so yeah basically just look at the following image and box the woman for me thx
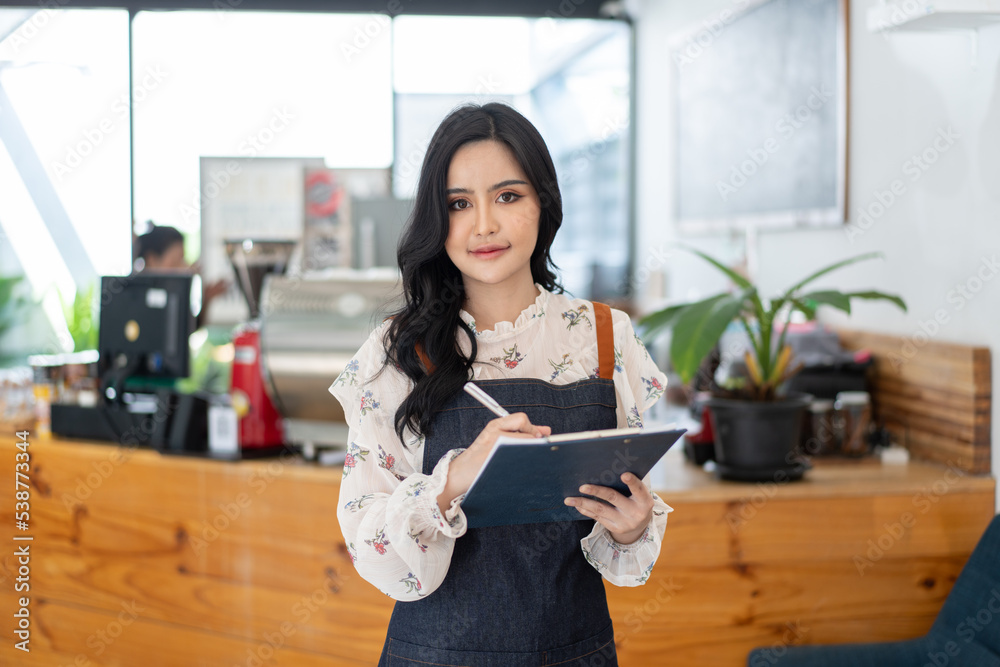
[330,103,671,666]
[134,223,186,272]
[134,223,228,326]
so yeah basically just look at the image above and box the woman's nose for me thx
[472,203,499,237]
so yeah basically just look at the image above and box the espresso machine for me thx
[257,269,402,459]
[225,239,295,456]
[222,237,403,460]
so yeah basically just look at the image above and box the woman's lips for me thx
[470,246,509,259]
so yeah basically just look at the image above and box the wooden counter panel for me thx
[34,444,334,540]
[731,492,992,562]
[608,554,974,665]
[0,436,994,667]
[644,491,991,569]
[0,437,393,666]
[16,598,366,667]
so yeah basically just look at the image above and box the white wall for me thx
[634,0,1000,511]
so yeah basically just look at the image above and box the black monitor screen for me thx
[98,274,196,379]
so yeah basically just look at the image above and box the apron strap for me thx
[390,313,436,375]
[415,342,435,375]
[592,301,615,380]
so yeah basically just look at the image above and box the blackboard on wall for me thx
[672,0,847,233]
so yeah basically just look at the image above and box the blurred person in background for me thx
[133,222,229,327]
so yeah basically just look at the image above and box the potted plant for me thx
[639,248,906,481]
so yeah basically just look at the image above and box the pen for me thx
[463,382,511,418]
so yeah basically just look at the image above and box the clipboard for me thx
[460,423,686,529]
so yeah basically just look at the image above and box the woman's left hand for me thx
[564,473,653,545]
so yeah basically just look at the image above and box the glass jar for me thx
[30,363,54,436]
[835,391,872,457]
[802,399,837,456]
[0,367,34,429]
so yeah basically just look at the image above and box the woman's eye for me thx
[448,199,470,211]
[497,191,521,203]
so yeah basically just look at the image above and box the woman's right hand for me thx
[436,413,551,515]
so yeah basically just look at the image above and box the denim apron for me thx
[378,303,620,667]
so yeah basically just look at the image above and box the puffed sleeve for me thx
[612,310,668,427]
[329,323,469,601]
[579,309,673,586]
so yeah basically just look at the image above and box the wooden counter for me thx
[0,434,994,666]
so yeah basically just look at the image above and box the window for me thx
[0,8,130,355]
[392,16,633,299]
[0,8,634,357]
[131,10,394,255]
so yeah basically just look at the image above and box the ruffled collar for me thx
[459,283,550,339]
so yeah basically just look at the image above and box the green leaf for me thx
[0,276,23,306]
[680,244,754,290]
[796,289,907,319]
[679,245,771,335]
[783,252,884,298]
[0,276,27,339]
[638,301,702,340]
[60,282,99,352]
[669,289,754,384]
[843,290,907,313]
[800,290,852,314]
[789,298,817,320]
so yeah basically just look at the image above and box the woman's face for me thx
[444,140,541,293]
[144,241,187,271]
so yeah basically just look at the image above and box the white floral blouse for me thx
[329,284,673,601]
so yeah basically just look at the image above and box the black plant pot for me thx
[707,393,812,482]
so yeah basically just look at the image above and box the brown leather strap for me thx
[593,301,614,380]
[415,342,436,374]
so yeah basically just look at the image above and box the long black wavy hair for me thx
[382,102,564,444]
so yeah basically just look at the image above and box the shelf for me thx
[868,0,1000,32]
